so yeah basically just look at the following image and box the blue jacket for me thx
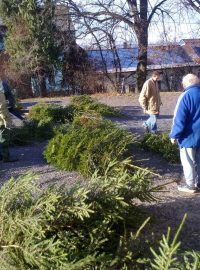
[170,84,200,148]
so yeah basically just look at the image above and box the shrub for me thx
[0,174,199,269]
[10,121,56,145]
[0,165,157,270]
[9,104,75,145]
[10,98,122,146]
[141,133,180,163]
[71,95,121,117]
[44,116,133,176]
[15,99,23,110]
[149,214,200,270]
[28,103,74,125]
[10,122,35,146]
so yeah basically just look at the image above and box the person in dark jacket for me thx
[0,80,19,162]
[0,89,17,162]
[2,80,24,120]
[2,80,15,109]
[170,73,200,193]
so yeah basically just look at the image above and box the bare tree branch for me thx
[183,0,200,13]
[148,0,168,25]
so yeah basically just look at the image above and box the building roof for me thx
[87,43,196,73]
[181,39,200,64]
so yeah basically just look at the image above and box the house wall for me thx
[158,66,200,91]
[95,65,200,93]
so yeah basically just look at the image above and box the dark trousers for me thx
[0,125,10,160]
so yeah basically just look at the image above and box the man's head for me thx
[182,74,200,89]
[151,71,162,81]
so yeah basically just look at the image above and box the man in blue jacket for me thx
[170,73,200,193]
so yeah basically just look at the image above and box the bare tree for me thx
[84,21,126,92]
[183,0,200,13]
[60,0,171,91]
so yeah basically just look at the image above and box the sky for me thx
[72,0,200,47]
[148,0,200,44]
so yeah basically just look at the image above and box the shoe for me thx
[177,184,197,193]
[3,157,19,163]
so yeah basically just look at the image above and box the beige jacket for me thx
[139,78,162,114]
[0,91,12,127]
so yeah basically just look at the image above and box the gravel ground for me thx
[0,142,81,189]
[1,92,200,251]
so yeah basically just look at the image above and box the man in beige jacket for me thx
[0,87,17,162]
[139,71,162,133]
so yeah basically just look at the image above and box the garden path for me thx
[1,92,200,251]
[102,93,200,251]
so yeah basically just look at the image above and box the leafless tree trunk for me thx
[183,0,200,13]
[130,0,148,91]
[127,0,168,90]
[58,0,170,91]
[36,69,47,97]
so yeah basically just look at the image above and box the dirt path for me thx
[1,92,199,251]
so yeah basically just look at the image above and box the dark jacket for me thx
[0,91,11,127]
[2,80,15,109]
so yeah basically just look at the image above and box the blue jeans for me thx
[180,147,200,187]
[144,114,158,133]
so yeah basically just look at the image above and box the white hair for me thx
[182,74,200,89]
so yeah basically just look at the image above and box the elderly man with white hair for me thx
[170,73,200,193]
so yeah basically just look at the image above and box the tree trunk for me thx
[135,0,148,92]
[136,32,148,92]
[37,72,47,97]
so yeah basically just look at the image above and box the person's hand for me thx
[170,138,176,144]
